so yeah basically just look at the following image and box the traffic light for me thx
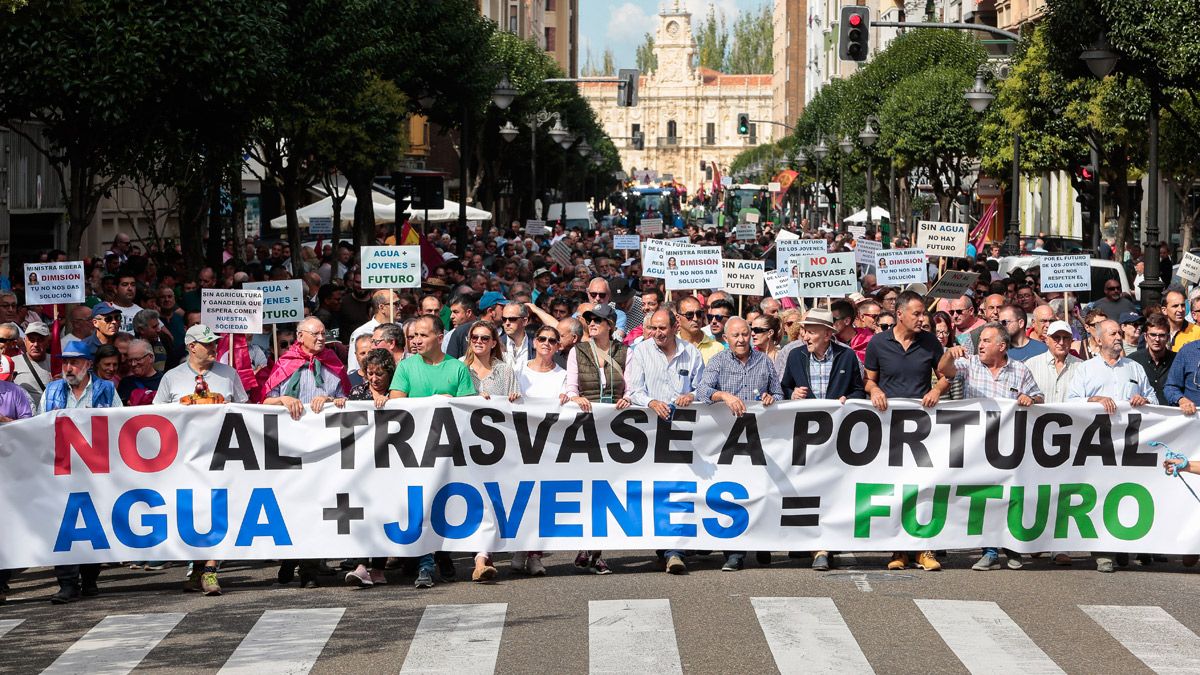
[737,113,750,135]
[617,68,639,107]
[1074,163,1098,227]
[839,6,870,62]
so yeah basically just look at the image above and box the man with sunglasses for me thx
[85,302,122,349]
[370,322,407,364]
[1092,278,1136,322]
[585,277,627,332]
[676,296,725,364]
[702,298,735,346]
[499,302,535,373]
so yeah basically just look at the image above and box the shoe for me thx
[435,552,456,580]
[201,572,221,596]
[277,561,296,585]
[721,555,744,572]
[472,560,498,582]
[527,556,546,577]
[1115,553,1129,567]
[574,551,591,568]
[50,586,79,604]
[299,574,319,589]
[345,565,374,588]
[590,557,613,575]
[369,569,387,585]
[666,555,687,575]
[1136,553,1153,566]
[887,553,908,570]
[756,551,772,566]
[972,553,1000,571]
[143,561,171,571]
[414,569,435,589]
[81,581,99,597]
[183,570,202,592]
[1054,553,1073,566]
[128,562,144,569]
[812,553,830,571]
[1006,552,1023,570]
[916,551,942,571]
[510,552,528,574]
[1183,555,1198,567]
[1096,557,1115,573]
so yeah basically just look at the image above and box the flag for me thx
[402,221,445,279]
[712,162,722,195]
[772,170,798,209]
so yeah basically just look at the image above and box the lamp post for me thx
[838,135,853,227]
[964,68,1017,254]
[813,136,829,228]
[794,150,808,229]
[859,117,879,233]
[500,111,568,221]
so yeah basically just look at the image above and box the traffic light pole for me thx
[870,21,1019,41]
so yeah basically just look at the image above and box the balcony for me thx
[657,136,680,147]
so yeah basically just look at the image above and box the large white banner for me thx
[3,399,1198,568]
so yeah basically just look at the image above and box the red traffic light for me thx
[848,13,862,27]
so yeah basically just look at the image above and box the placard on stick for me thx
[1179,252,1200,284]
[789,252,857,298]
[524,219,547,237]
[665,247,723,290]
[1039,255,1091,293]
[721,259,765,295]
[613,234,641,251]
[875,248,929,286]
[735,223,757,241]
[927,270,980,300]
[549,240,573,268]
[201,289,263,334]
[854,240,882,266]
[308,217,333,236]
[639,219,664,236]
[23,262,85,305]
[916,221,968,258]
[244,279,304,324]
[360,246,420,289]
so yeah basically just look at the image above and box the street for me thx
[2,550,1198,674]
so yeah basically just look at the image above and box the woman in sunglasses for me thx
[931,311,963,400]
[460,320,518,402]
[519,326,567,401]
[751,314,785,388]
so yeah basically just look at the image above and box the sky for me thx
[579,0,765,71]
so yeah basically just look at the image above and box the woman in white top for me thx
[460,320,518,401]
[519,325,567,401]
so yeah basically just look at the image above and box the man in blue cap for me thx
[446,291,507,358]
[85,302,122,350]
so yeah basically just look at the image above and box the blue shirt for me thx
[1164,340,1200,405]
[1007,339,1048,361]
[696,349,783,403]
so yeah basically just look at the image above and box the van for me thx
[546,202,597,232]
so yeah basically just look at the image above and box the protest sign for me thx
[735,223,757,241]
[775,228,799,241]
[916,221,969,258]
[721,176,732,187]
[549,240,573,268]
[854,239,882,266]
[665,246,723,290]
[360,246,420,289]
[789,252,857,298]
[5,398,1196,569]
[524,219,547,237]
[745,212,760,224]
[23,262,85,305]
[764,269,794,299]
[613,234,641,251]
[1177,252,1200,284]
[201,289,263,334]
[642,238,696,278]
[721,259,765,295]
[875,248,929,286]
[848,224,867,240]
[1039,256,1091,293]
[768,181,781,193]
[639,219,664,236]
[244,279,304,325]
[927,270,980,300]
[776,238,826,271]
[308,217,333,236]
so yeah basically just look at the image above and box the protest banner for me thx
[789,252,857,298]
[244,279,305,325]
[764,269,794,299]
[642,238,696,278]
[524,219,547,237]
[549,240,573,268]
[1040,256,1091,293]
[927,270,980,300]
[721,259,765,296]
[613,234,641,251]
[735,223,757,241]
[4,398,1197,569]
[360,246,420,289]
[875,248,929,286]
[308,217,333,236]
[665,246,723,290]
[639,219,664,237]
[776,238,826,271]
[854,240,882,266]
[23,262,85,306]
[916,221,969,258]
[201,289,263,334]
[1177,252,1200,285]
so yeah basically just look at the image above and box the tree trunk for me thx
[230,166,246,265]
[206,174,225,271]
[179,187,208,280]
[349,170,376,249]
[1110,163,1131,259]
[66,162,98,259]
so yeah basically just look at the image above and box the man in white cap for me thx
[8,321,51,400]
[1025,320,1082,405]
[154,324,249,404]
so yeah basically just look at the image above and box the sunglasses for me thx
[879,322,896,329]
[861,313,880,319]
[681,310,704,320]
[707,313,730,322]
[95,315,120,323]
[535,335,559,345]
[947,309,966,315]
[750,326,770,334]
[585,317,608,325]
[470,334,492,342]
[588,292,609,299]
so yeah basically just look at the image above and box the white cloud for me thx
[683,0,741,24]
[606,2,653,48]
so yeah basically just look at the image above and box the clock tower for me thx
[652,3,698,85]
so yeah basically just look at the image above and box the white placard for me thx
[768,181,781,193]
[1039,255,1091,293]
[639,219,664,237]
[745,212,760,224]
[764,269,794,299]
[789,251,857,298]
[720,176,732,187]
[775,228,799,241]
[524,219,547,237]
[855,240,882,266]
[643,238,699,279]
[721,259,765,296]
[360,246,420,289]
[665,247,723,290]
[776,238,826,271]
[848,224,867,240]
[244,279,305,325]
[927,270,980,300]
[308,217,333,236]
[916,221,969,258]
[549,240,573,268]
[1178,252,1200,284]
[23,262,85,305]
[735,223,757,241]
[613,234,641,251]
[875,248,929,286]
[201,289,263,334]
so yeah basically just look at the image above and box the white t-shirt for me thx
[519,363,566,400]
[153,361,249,404]
[112,302,143,333]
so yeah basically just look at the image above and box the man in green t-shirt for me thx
[389,315,476,588]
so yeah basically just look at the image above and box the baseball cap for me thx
[533,268,551,278]
[1046,320,1073,337]
[184,324,220,345]
[582,304,618,325]
[478,291,508,311]
[1119,311,1144,325]
[24,321,50,336]
[90,302,120,318]
[0,355,14,381]
[61,340,94,360]
[608,277,634,303]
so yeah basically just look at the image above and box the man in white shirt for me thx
[154,325,249,404]
[1026,321,1081,404]
[111,272,143,333]
[347,289,399,375]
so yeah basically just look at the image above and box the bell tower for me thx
[652,2,698,84]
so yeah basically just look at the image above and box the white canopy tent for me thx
[844,206,890,223]
[405,199,492,223]
[269,195,395,229]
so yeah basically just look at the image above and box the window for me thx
[545,27,556,51]
[545,0,555,9]
[667,120,677,140]
[706,122,715,145]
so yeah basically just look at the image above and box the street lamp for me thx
[548,119,569,146]
[492,76,518,110]
[576,139,591,158]
[498,121,519,143]
[1080,33,1119,79]
[811,138,829,228]
[838,135,854,155]
[964,71,996,114]
[859,117,879,230]
[964,68,1020,255]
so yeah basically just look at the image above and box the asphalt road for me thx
[1,550,1198,674]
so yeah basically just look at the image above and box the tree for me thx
[694,7,727,71]
[636,33,657,73]
[724,4,773,74]
[602,49,616,77]
[1160,95,1200,251]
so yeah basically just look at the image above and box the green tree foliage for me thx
[724,3,773,74]
[636,33,658,73]
[694,6,728,71]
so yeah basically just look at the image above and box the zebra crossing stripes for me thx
[399,603,508,674]
[218,608,345,675]
[1081,605,1200,674]
[41,612,185,675]
[588,599,683,674]
[0,618,23,639]
[915,599,1063,674]
[751,597,875,674]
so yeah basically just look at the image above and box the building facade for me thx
[580,6,774,193]
[478,0,579,77]
[772,0,807,129]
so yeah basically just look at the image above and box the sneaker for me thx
[666,555,687,575]
[812,553,830,571]
[300,576,320,589]
[50,586,79,604]
[472,560,498,582]
[1053,553,1073,566]
[1006,553,1024,570]
[573,551,591,568]
[527,556,546,577]
[143,562,172,571]
[887,553,908,570]
[369,569,387,585]
[721,554,744,572]
[345,565,374,588]
[916,551,942,571]
[972,552,1001,571]
[183,570,203,592]
[414,568,435,589]
[590,557,613,575]
[385,557,404,570]
[1096,557,1115,573]
[201,572,221,596]
[510,553,529,575]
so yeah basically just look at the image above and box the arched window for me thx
[667,120,677,141]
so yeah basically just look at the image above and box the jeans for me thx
[417,553,435,573]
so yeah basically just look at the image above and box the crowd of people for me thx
[0,219,1195,606]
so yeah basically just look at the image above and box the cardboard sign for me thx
[639,219,664,236]
[308,217,333,236]
[745,212,760,224]
[1039,255,1091,293]
[643,238,697,278]
[916,221,969,258]
[549,240,573,268]
[789,252,857,298]
[201,289,263,334]
[764,269,794,299]
[360,246,420,289]
[721,259,765,296]
[775,229,799,241]
[613,234,641,251]
[524,219,547,237]
[927,270,980,300]
[244,279,304,325]
[776,238,826,271]
[854,240,882,266]
[22,262,85,305]
[848,224,867,240]
[665,247,723,290]
[875,248,929,286]
[768,181,781,193]
[1178,252,1200,284]
[735,223,757,241]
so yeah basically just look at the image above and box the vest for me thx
[575,341,627,401]
[43,375,116,411]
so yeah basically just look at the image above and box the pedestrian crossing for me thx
[4,598,1198,674]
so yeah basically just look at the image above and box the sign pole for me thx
[273,324,279,361]
[1064,291,1071,323]
[228,334,234,367]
